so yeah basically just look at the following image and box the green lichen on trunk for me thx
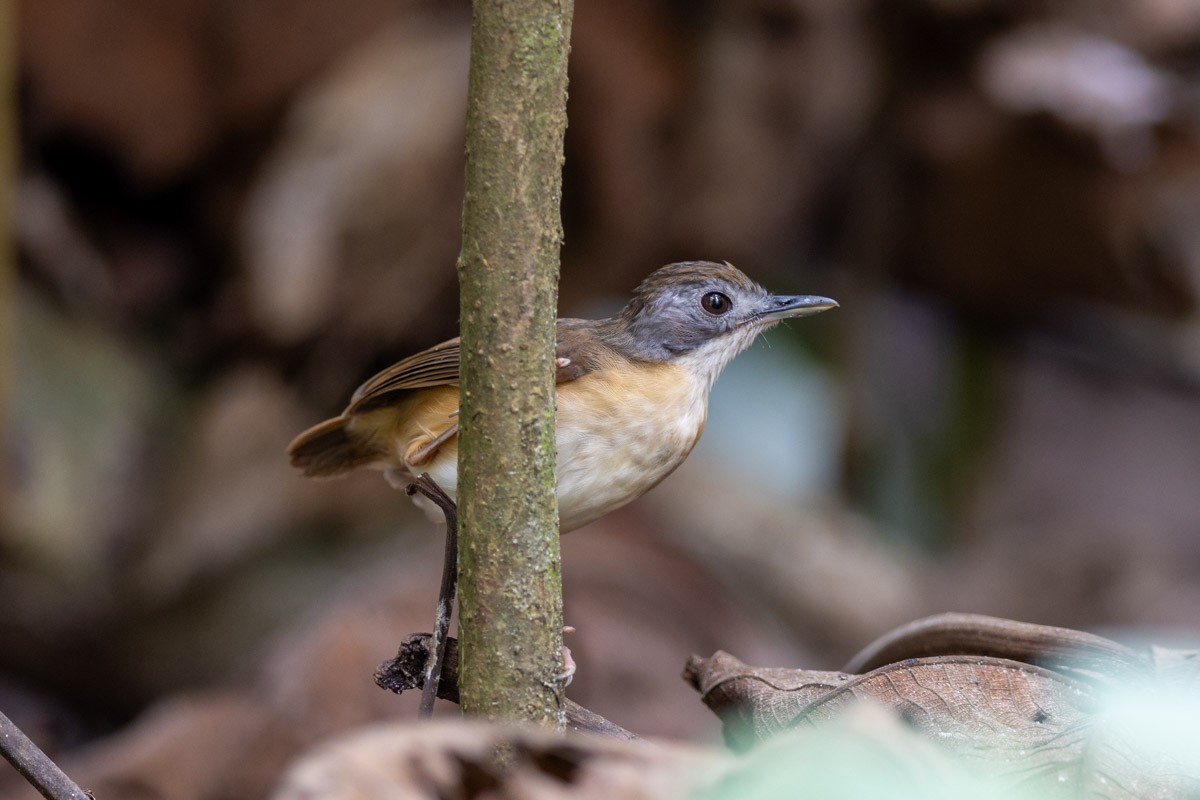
[455,0,572,726]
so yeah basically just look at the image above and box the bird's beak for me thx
[757,294,839,322]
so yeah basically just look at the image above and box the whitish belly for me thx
[397,364,707,532]
[554,365,706,531]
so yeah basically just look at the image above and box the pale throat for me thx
[671,324,768,392]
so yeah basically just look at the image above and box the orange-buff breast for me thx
[348,361,707,532]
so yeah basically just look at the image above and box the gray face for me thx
[610,261,836,362]
[627,276,767,358]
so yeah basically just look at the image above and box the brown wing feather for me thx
[347,337,462,413]
[553,320,618,380]
[344,322,613,415]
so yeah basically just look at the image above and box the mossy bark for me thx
[455,0,572,726]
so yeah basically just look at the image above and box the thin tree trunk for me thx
[455,0,573,726]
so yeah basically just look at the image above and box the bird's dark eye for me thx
[701,292,732,315]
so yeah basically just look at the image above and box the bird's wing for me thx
[347,337,463,414]
[551,321,611,382]
[346,322,606,414]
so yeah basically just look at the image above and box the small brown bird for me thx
[288,261,836,530]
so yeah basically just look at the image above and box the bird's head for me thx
[609,260,837,386]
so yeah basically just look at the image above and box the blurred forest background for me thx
[4,0,1200,796]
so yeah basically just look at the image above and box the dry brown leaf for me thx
[686,614,1200,798]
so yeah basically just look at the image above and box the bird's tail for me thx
[287,416,381,477]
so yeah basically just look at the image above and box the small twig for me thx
[376,634,639,740]
[0,710,91,800]
[405,474,458,719]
